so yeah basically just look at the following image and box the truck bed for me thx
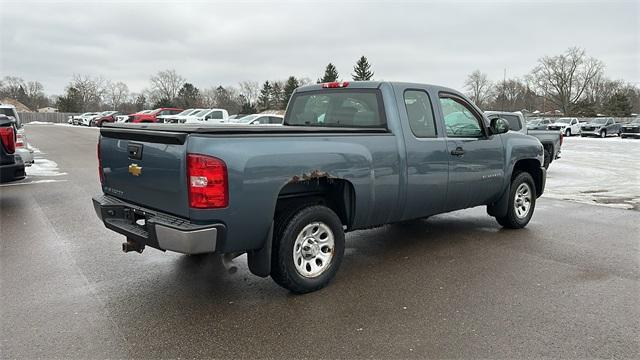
[103,123,388,135]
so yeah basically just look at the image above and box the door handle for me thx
[450,147,465,157]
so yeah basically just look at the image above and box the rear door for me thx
[396,86,448,219]
[99,130,190,217]
[437,93,505,211]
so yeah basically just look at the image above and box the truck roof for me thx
[296,81,463,96]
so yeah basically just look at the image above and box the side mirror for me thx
[490,118,510,134]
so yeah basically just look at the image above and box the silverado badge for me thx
[128,163,142,176]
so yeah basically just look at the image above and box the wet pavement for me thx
[1,124,638,359]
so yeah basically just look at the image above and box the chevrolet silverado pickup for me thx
[485,111,562,169]
[580,117,622,138]
[93,81,546,293]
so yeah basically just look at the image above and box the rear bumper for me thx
[92,194,223,254]
[0,156,26,183]
[621,132,640,137]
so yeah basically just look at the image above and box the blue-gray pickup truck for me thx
[93,81,546,293]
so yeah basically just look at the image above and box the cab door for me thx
[437,94,505,211]
[396,86,449,220]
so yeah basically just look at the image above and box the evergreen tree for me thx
[271,82,284,110]
[56,87,82,112]
[152,97,175,108]
[352,56,374,81]
[282,76,300,109]
[257,81,273,111]
[603,92,633,116]
[135,94,147,111]
[318,63,339,83]
[176,83,201,108]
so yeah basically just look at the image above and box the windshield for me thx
[592,119,609,124]
[191,109,209,117]
[237,115,259,123]
[557,118,572,124]
[286,89,385,128]
[631,119,640,124]
[176,109,194,116]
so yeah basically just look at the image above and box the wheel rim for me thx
[601,131,605,138]
[514,183,532,219]
[293,222,335,278]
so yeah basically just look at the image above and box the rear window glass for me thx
[498,115,522,131]
[285,90,385,128]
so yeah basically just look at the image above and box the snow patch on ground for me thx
[26,158,67,177]
[545,136,640,210]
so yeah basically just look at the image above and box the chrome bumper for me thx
[92,194,221,254]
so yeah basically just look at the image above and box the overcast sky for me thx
[1,0,638,95]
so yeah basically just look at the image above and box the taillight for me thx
[321,81,349,88]
[0,126,16,154]
[15,132,24,148]
[97,139,104,185]
[187,154,228,208]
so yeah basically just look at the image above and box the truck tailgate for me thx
[99,129,190,218]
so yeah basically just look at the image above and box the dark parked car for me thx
[0,114,26,183]
[94,81,546,293]
[620,118,640,139]
[580,118,622,138]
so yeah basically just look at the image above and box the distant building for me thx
[38,107,58,113]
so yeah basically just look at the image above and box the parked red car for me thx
[92,111,119,127]
[128,108,183,123]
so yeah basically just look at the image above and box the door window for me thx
[439,96,484,137]
[404,90,437,138]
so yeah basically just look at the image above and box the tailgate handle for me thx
[128,143,143,160]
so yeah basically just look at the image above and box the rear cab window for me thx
[285,89,386,128]
[496,114,522,131]
[404,90,437,137]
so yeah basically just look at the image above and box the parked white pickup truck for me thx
[184,109,229,124]
[547,117,581,137]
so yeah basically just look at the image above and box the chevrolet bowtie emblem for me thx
[128,163,142,176]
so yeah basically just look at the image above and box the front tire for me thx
[495,172,537,229]
[271,205,345,294]
[600,130,606,138]
[565,128,571,137]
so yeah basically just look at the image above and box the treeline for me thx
[465,47,640,116]
[0,55,375,114]
[2,49,638,116]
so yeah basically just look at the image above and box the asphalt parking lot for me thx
[1,124,639,359]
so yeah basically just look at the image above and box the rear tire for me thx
[495,172,537,229]
[271,205,345,294]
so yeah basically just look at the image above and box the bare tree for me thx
[529,47,603,115]
[200,87,217,108]
[0,76,26,99]
[238,80,259,106]
[70,74,107,111]
[464,70,492,108]
[25,81,47,109]
[105,81,129,110]
[150,69,185,102]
